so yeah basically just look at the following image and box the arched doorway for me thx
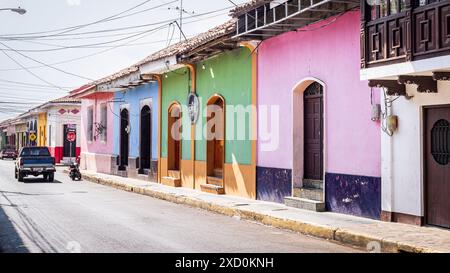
[167,103,181,173]
[119,108,129,171]
[289,79,325,211]
[206,95,225,188]
[139,105,152,174]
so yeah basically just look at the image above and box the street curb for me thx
[75,171,438,253]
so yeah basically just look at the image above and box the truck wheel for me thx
[48,173,54,182]
[18,171,24,182]
[43,174,48,181]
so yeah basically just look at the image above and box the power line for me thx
[0,78,73,88]
[0,0,158,37]
[0,42,94,81]
[0,49,68,91]
[0,10,228,72]
[0,6,232,40]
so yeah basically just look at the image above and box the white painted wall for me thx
[47,106,81,148]
[382,81,450,216]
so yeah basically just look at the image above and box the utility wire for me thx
[0,42,94,81]
[0,0,157,37]
[0,10,227,72]
[0,6,233,40]
[0,49,68,91]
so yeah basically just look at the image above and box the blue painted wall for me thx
[256,167,292,204]
[113,83,158,160]
[325,173,381,220]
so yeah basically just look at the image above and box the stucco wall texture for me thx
[256,11,381,178]
[113,83,159,159]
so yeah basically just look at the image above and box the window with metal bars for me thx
[431,119,450,165]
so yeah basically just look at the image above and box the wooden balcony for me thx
[361,0,450,69]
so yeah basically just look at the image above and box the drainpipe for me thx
[154,74,163,184]
[240,41,259,198]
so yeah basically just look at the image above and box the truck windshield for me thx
[21,148,51,157]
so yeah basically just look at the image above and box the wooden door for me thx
[168,105,181,171]
[120,109,129,168]
[304,83,324,181]
[207,97,225,178]
[140,106,152,170]
[425,106,450,229]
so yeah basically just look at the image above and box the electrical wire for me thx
[0,0,158,37]
[0,42,94,81]
[0,10,227,72]
[0,6,233,41]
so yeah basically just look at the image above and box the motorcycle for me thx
[69,158,82,181]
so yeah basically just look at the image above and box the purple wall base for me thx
[256,167,292,204]
[325,172,381,220]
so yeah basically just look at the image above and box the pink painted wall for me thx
[80,93,115,156]
[257,11,381,177]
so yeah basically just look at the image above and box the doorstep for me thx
[71,169,450,253]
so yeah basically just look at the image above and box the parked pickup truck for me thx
[15,147,56,182]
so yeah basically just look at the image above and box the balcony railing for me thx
[361,0,450,69]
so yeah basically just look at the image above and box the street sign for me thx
[67,131,76,142]
[29,132,37,142]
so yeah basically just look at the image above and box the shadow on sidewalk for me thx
[0,204,28,253]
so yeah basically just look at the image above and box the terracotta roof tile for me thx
[90,19,236,86]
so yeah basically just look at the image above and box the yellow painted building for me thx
[38,112,47,147]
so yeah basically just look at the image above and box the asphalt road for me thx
[0,159,362,253]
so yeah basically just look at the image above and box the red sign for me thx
[67,131,76,142]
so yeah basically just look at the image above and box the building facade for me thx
[232,1,382,219]
[112,83,159,181]
[74,86,116,174]
[42,97,82,164]
[360,0,450,228]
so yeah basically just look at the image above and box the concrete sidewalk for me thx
[75,170,450,253]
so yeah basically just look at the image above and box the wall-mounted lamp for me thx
[202,64,206,70]
[387,115,398,133]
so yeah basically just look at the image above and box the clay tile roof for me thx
[136,19,237,66]
[93,66,140,86]
[87,19,236,87]
[229,0,269,17]
[49,96,81,104]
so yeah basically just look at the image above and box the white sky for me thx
[0,0,248,120]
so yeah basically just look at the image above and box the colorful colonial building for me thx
[37,96,82,164]
[231,1,382,219]
[360,0,450,228]
[136,20,257,199]
[73,85,116,174]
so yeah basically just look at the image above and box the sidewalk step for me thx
[201,184,225,195]
[207,176,223,187]
[168,170,181,179]
[117,170,128,178]
[213,168,223,178]
[285,197,325,212]
[161,177,181,188]
[303,179,324,190]
[294,187,324,202]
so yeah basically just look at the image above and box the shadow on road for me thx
[22,178,63,184]
[0,202,29,253]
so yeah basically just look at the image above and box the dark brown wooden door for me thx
[304,83,324,181]
[425,106,450,229]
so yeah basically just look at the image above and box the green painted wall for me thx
[161,67,192,160]
[195,47,253,165]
